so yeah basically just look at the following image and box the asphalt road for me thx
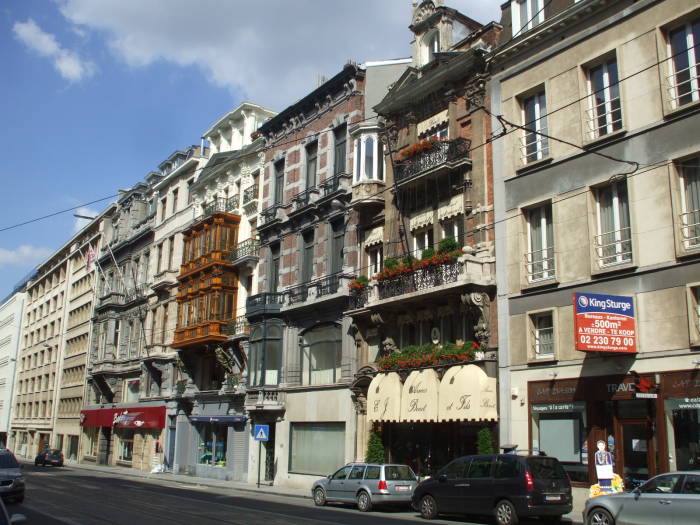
[7,464,582,525]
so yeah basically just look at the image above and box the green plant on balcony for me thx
[374,250,462,280]
[348,275,370,292]
[438,236,459,253]
[421,247,436,259]
[377,341,479,371]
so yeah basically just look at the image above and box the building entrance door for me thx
[264,424,276,482]
[616,419,655,487]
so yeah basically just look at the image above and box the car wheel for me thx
[587,508,615,525]
[313,487,327,507]
[494,499,519,525]
[419,494,438,520]
[356,490,372,512]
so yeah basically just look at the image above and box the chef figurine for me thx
[594,440,614,492]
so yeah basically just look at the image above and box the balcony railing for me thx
[680,209,700,249]
[593,227,632,267]
[231,238,260,262]
[242,185,259,205]
[201,196,239,219]
[585,96,622,139]
[348,287,369,310]
[524,247,556,282]
[224,316,249,337]
[520,131,549,165]
[292,187,318,210]
[287,283,310,305]
[394,138,471,183]
[377,260,461,300]
[260,205,280,226]
[244,389,286,410]
[285,273,343,306]
[247,292,284,309]
[320,173,347,196]
[667,62,700,108]
[316,273,341,297]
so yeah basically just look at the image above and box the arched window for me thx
[426,31,440,63]
[300,324,341,385]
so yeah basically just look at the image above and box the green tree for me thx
[476,427,494,455]
[366,429,385,463]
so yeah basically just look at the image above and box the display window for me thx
[666,397,700,470]
[197,423,227,466]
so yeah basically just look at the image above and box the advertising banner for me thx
[573,292,636,353]
[80,406,166,428]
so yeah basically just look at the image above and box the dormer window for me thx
[512,0,544,37]
[426,30,440,63]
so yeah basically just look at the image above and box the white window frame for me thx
[594,182,632,267]
[353,133,382,183]
[367,245,383,276]
[666,18,700,109]
[520,90,549,164]
[526,204,555,282]
[586,59,623,139]
[678,158,700,249]
[530,311,555,360]
[413,226,434,257]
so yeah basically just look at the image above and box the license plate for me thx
[395,486,410,492]
[545,495,561,502]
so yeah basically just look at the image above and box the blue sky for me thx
[0,0,501,297]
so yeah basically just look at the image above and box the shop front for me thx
[528,369,700,486]
[368,363,498,477]
[172,398,249,482]
[80,404,166,472]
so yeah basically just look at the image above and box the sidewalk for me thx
[25,459,587,522]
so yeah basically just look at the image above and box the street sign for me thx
[254,424,269,441]
[573,292,636,354]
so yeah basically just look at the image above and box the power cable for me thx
[0,195,117,233]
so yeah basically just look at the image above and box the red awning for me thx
[80,406,165,429]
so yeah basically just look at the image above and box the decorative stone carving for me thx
[461,292,490,348]
[380,337,398,357]
[412,1,437,26]
[214,345,236,375]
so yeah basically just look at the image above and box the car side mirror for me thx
[438,474,447,483]
[10,514,27,524]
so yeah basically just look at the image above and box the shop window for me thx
[520,89,548,165]
[585,57,622,139]
[666,17,700,108]
[594,181,632,267]
[118,429,134,462]
[197,423,227,466]
[529,311,554,359]
[289,422,345,475]
[85,427,98,457]
[677,158,700,250]
[531,402,587,482]
[249,322,282,387]
[526,204,555,282]
[300,324,342,385]
[666,397,700,471]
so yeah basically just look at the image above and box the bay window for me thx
[249,322,282,387]
[353,133,383,183]
[300,324,341,386]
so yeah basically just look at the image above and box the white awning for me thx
[438,194,464,222]
[438,364,499,422]
[409,210,434,231]
[417,110,448,136]
[367,372,402,422]
[364,226,384,247]
[400,369,439,422]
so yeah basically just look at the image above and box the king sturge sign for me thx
[573,292,637,354]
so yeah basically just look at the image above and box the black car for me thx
[34,448,63,467]
[0,451,24,504]
[411,453,572,524]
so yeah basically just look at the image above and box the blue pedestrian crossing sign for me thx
[253,424,269,441]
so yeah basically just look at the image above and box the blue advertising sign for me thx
[253,424,269,441]
[573,292,636,353]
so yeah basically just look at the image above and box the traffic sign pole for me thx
[257,440,261,488]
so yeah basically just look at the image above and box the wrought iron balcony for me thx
[224,316,249,338]
[201,196,239,219]
[231,238,260,265]
[287,283,310,305]
[394,138,471,184]
[377,260,461,300]
[242,185,259,205]
[320,173,350,197]
[292,187,319,211]
[316,273,341,297]
[284,272,345,307]
[259,205,280,226]
[246,292,284,317]
[593,227,632,268]
[348,287,369,310]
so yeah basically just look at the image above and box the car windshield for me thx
[384,465,416,481]
[0,455,18,469]
[526,457,567,479]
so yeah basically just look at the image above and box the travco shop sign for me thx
[573,292,636,354]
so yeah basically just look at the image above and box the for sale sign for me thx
[573,292,636,353]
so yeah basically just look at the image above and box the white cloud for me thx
[12,18,94,82]
[0,245,53,268]
[72,206,100,233]
[58,0,501,109]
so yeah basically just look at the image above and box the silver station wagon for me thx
[312,463,418,512]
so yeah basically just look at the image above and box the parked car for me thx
[0,497,25,525]
[312,463,418,512]
[412,453,572,524]
[34,449,63,467]
[0,451,24,504]
[583,471,700,525]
